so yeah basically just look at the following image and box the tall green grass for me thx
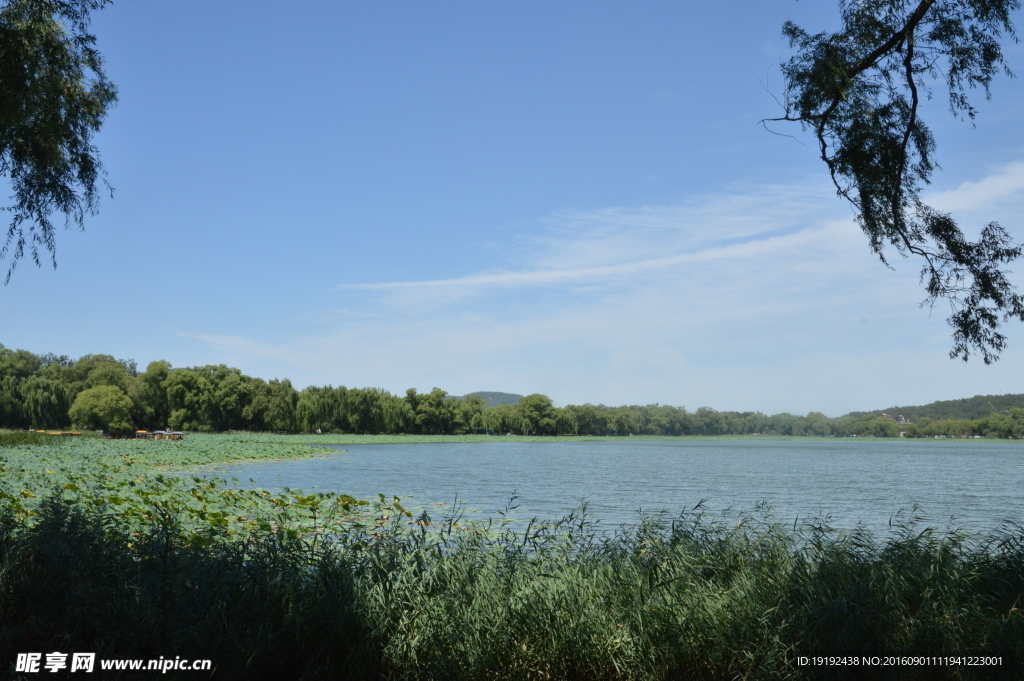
[2,495,1021,680]
[0,430,47,447]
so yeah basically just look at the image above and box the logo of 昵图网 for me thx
[16,652,96,673]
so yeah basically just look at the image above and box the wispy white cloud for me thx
[340,182,846,300]
[193,163,1024,415]
[342,226,835,292]
[927,161,1024,213]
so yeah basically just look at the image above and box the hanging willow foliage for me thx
[768,0,1022,363]
[0,0,117,282]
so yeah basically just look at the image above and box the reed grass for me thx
[0,430,47,447]
[1,494,1021,680]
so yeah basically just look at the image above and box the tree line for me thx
[2,343,1023,438]
[847,393,1024,423]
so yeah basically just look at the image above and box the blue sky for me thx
[3,0,1024,416]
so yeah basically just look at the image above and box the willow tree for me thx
[20,375,72,428]
[769,0,1022,363]
[0,0,116,283]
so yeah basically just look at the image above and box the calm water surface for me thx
[202,439,1024,535]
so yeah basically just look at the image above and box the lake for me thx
[202,438,1024,536]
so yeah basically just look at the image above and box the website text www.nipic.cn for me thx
[16,653,213,674]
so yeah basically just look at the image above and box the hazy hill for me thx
[845,393,1024,422]
[464,391,524,407]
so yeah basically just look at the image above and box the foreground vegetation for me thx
[4,495,1023,680]
[1,435,1023,679]
[4,343,1024,438]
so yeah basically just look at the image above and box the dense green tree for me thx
[0,0,117,282]
[646,404,693,436]
[402,388,421,415]
[341,387,390,434]
[0,375,22,427]
[481,403,531,435]
[554,407,579,435]
[20,375,70,428]
[49,353,120,391]
[454,394,487,433]
[558,405,585,435]
[381,391,415,433]
[185,365,252,431]
[742,411,771,435]
[771,0,1022,362]
[85,358,131,391]
[804,411,831,437]
[244,378,298,432]
[518,394,557,435]
[296,385,343,433]
[602,406,628,434]
[411,388,458,435]
[861,416,900,437]
[163,369,215,432]
[68,384,132,433]
[0,343,41,378]
[695,407,726,436]
[128,360,170,430]
[978,408,1024,438]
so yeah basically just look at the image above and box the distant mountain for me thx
[464,391,524,407]
[845,393,1024,422]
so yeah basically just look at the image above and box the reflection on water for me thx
[195,439,1024,535]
